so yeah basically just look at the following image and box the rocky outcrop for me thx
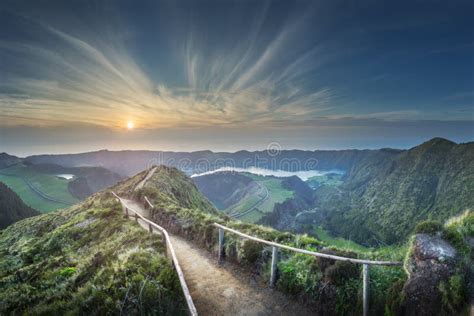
[402,233,458,316]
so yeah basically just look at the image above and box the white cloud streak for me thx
[0,9,338,129]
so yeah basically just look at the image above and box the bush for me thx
[238,240,263,265]
[414,220,443,234]
[324,261,359,286]
[58,267,76,278]
[439,274,467,315]
[442,226,469,254]
[277,254,321,296]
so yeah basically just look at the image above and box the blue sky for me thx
[0,0,473,155]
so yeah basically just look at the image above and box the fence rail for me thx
[213,222,402,316]
[112,192,198,316]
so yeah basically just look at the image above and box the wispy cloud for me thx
[0,9,335,130]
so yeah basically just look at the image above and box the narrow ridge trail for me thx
[119,197,314,316]
[134,166,157,191]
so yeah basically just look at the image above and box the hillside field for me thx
[0,164,78,212]
[227,173,294,223]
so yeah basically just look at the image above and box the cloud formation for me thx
[0,0,472,156]
[0,8,335,130]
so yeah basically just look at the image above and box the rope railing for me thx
[112,192,198,316]
[213,223,402,316]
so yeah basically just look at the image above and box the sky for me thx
[0,0,473,156]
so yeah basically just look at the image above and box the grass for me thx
[0,174,69,212]
[133,166,409,315]
[0,190,186,315]
[313,226,369,253]
[226,173,294,223]
[256,176,294,212]
[0,163,79,212]
[306,173,343,189]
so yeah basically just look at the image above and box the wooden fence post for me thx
[363,264,370,316]
[135,213,138,223]
[125,207,129,217]
[270,246,279,287]
[218,228,224,264]
[148,223,153,233]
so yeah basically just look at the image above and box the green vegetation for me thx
[403,210,472,315]
[439,211,473,315]
[313,226,368,253]
[0,163,79,212]
[439,274,466,315]
[246,174,294,211]
[194,171,295,223]
[132,166,407,315]
[306,173,343,189]
[223,173,294,223]
[0,174,68,212]
[314,138,474,246]
[0,190,185,315]
[414,220,443,234]
[0,181,39,228]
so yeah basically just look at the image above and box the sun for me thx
[127,121,134,130]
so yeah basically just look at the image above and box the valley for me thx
[0,159,123,213]
[0,163,79,212]
[0,138,472,315]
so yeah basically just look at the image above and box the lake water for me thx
[56,174,75,180]
[191,167,343,181]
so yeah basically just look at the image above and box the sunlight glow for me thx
[127,121,134,130]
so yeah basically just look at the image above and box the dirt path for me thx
[135,166,157,191]
[119,197,314,316]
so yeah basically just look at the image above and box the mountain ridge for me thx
[0,182,40,228]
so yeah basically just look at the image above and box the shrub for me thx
[439,274,467,315]
[277,254,321,296]
[58,267,76,278]
[414,220,443,234]
[324,261,359,286]
[445,210,473,237]
[238,240,263,265]
[442,226,469,255]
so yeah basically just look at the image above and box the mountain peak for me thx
[121,165,218,215]
[409,137,457,152]
[421,137,456,147]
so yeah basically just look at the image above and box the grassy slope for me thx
[306,173,343,189]
[135,166,407,315]
[0,189,185,315]
[313,226,368,253]
[229,174,294,223]
[320,138,474,246]
[0,164,79,212]
[0,182,40,229]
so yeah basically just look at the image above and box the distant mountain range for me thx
[187,138,474,246]
[1,137,472,245]
[22,147,400,176]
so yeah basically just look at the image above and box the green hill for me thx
[2,165,469,315]
[193,172,296,223]
[0,182,39,229]
[0,163,123,213]
[132,166,408,315]
[315,138,474,246]
[0,180,185,314]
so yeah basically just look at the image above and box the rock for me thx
[407,234,457,273]
[402,234,458,316]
